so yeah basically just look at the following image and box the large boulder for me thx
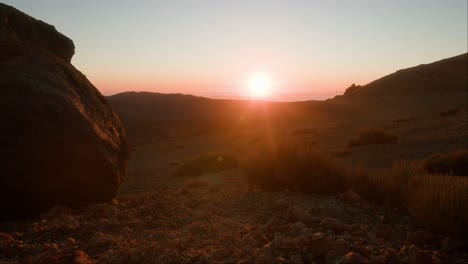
[0,3,129,220]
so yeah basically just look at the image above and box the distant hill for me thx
[107,53,467,139]
[341,53,467,98]
[107,92,323,139]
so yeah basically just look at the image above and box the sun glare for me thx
[248,73,273,99]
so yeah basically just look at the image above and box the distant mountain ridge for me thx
[341,53,467,98]
[107,53,467,137]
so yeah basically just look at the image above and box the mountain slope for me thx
[342,53,467,98]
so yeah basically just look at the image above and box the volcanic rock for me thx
[0,3,128,220]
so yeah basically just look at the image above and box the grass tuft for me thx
[404,174,468,236]
[348,128,398,147]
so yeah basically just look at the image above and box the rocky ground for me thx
[1,170,467,264]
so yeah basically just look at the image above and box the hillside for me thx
[341,53,467,98]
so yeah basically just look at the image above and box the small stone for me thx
[344,252,363,263]
[271,199,289,211]
[365,233,378,244]
[308,237,346,258]
[383,250,400,264]
[84,203,117,220]
[325,250,345,263]
[289,254,302,264]
[319,201,345,218]
[290,221,307,231]
[413,250,434,264]
[408,244,420,256]
[380,213,396,225]
[442,236,467,253]
[0,232,14,243]
[320,218,344,234]
[74,250,94,264]
[287,205,307,223]
[375,228,396,240]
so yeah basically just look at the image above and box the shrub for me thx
[439,108,460,117]
[392,117,414,123]
[172,153,238,177]
[333,148,351,158]
[241,142,347,194]
[348,161,422,207]
[404,174,468,236]
[348,128,398,147]
[422,150,468,176]
[290,128,316,136]
[184,178,209,189]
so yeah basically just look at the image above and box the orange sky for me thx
[6,0,467,101]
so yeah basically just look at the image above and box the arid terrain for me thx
[1,53,467,263]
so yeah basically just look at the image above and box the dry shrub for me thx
[404,174,468,236]
[348,128,398,147]
[241,142,346,194]
[348,161,422,207]
[422,150,468,176]
[392,117,414,123]
[333,148,351,158]
[290,128,316,136]
[184,178,209,189]
[172,153,238,177]
[439,108,460,117]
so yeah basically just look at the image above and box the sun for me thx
[248,73,273,98]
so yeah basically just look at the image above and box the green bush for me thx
[241,142,346,194]
[172,153,238,177]
[348,128,398,147]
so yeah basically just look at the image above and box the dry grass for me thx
[241,142,468,237]
[172,153,238,177]
[421,150,468,176]
[351,161,468,236]
[348,161,422,207]
[404,174,468,236]
[241,142,346,194]
[439,108,460,117]
[348,128,398,147]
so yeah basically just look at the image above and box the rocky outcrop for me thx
[0,3,129,220]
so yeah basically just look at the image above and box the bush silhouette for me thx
[422,150,468,176]
[439,108,460,117]
[241,142,346,194]
[348,128,398,147]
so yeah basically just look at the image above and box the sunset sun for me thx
[248,73,273,99]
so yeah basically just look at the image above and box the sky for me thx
[3,0,467,101]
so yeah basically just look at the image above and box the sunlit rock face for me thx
[0,3,129,220]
